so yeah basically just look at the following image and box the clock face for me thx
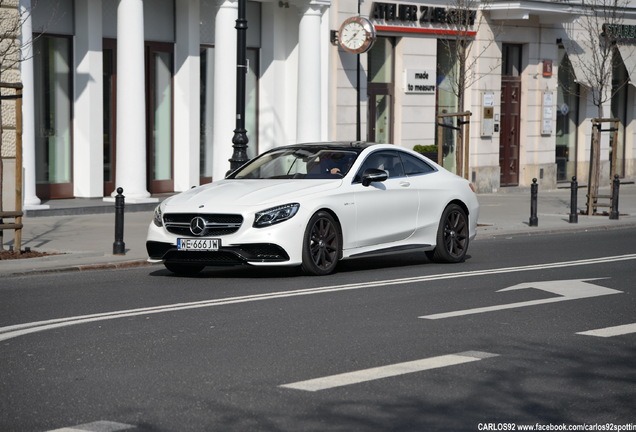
[339,17,376,54]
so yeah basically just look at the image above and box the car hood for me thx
[162,179,342,212]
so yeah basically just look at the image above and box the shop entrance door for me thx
[368,86,392,143]
[499,44,522,186]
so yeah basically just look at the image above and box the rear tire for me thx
[301,211,341,276]
[164,262,205,276]
[426,203,469,263]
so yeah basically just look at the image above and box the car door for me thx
[352,150,419,248]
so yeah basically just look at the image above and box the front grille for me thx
[163,250,245,266]
[163,213,243,236]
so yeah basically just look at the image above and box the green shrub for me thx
[413,145,438,154]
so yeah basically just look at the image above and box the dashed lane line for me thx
[280,351,499,392]
[46,420,136,432]
[577,323,636,337]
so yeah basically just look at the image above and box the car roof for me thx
[272,141,378,154]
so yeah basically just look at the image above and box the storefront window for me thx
[611,49,627,178]
[34,35,73,198]
[556,47,579,182]
[103,40,116,196]
[368,37,394,143]
[245,49,259,160]
[152,50,173,183]
[200,47,259,183]
[200,46,215,182]
[437,39,460,173]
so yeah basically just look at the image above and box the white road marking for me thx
[2,254,635,343]
[420,278,622,319]
[280,351,499,392]
[46,420,135,432]
[577,323,636,337]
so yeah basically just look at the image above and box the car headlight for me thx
[153,205,163,227]
[254,203,300,228]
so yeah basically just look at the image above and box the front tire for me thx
[427,203,469,263]
[301,211,341,276]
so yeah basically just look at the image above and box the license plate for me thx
[177,238,220,251]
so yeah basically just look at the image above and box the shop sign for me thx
[602,23,636,40]
[405,69,436,94]
[371,2,476,26]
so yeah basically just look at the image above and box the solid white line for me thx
[2,254,635,343]
[576,323,636,337]
[280,351,499,392]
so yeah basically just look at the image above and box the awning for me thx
[561,40,596,88]
[487,0,582,24]
[616,43,636,87]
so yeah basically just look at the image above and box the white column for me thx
[19,0,47,209]
[112,0,155,202]
[174,0,201,191]
[212,0,238,181]
[296,2,323,143]
[74,0,104,198]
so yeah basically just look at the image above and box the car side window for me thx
[354,151,405,183]
[399,152,436,176]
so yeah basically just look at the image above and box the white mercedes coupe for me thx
[146,142,480,276]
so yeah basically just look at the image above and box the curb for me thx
[3,259,156,278]
[476,221,636,240]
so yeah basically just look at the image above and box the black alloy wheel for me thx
[427,203,469,263]
[301,211,341,275]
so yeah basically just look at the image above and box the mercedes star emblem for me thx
[190,216,207,236]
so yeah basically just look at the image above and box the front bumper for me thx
[146,240,290,266]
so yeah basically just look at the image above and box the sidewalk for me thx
[1,183,635,277]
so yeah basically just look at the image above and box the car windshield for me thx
[230,148,359,180]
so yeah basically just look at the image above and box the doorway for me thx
[499,44,522,186]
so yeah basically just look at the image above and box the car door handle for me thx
[400,181,411,187]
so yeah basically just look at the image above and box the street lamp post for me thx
[229,0,249,173]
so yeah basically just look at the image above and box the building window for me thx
[147,42,174,194]
[200,46,259,183]
[200,46,215,183]
[245,48,259,160]
[556,46,579,182]
[367,37,394,143]
[437,39,460,173]
[33,35,73,199]
[611,48,628,178]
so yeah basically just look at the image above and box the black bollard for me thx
[113,187,126,255]
[529,178,539,227]
[569,176,578,223]
[610,174,620,220]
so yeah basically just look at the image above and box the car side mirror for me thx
[361,168,388,187]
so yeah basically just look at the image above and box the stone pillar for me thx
[174,0,201,191]
[296,2,324,143]
[212,0,238,181]
[19,0,47,209]
[74,0,104,198]
[112,0,155,202]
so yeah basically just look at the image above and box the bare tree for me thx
[437,0,500,114]
[436,0,501,178]
[1,0,23,248]
[561,0,630,214]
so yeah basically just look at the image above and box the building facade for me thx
[2,0,635,210]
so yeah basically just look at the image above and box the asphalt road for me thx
[1,228,635,432]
